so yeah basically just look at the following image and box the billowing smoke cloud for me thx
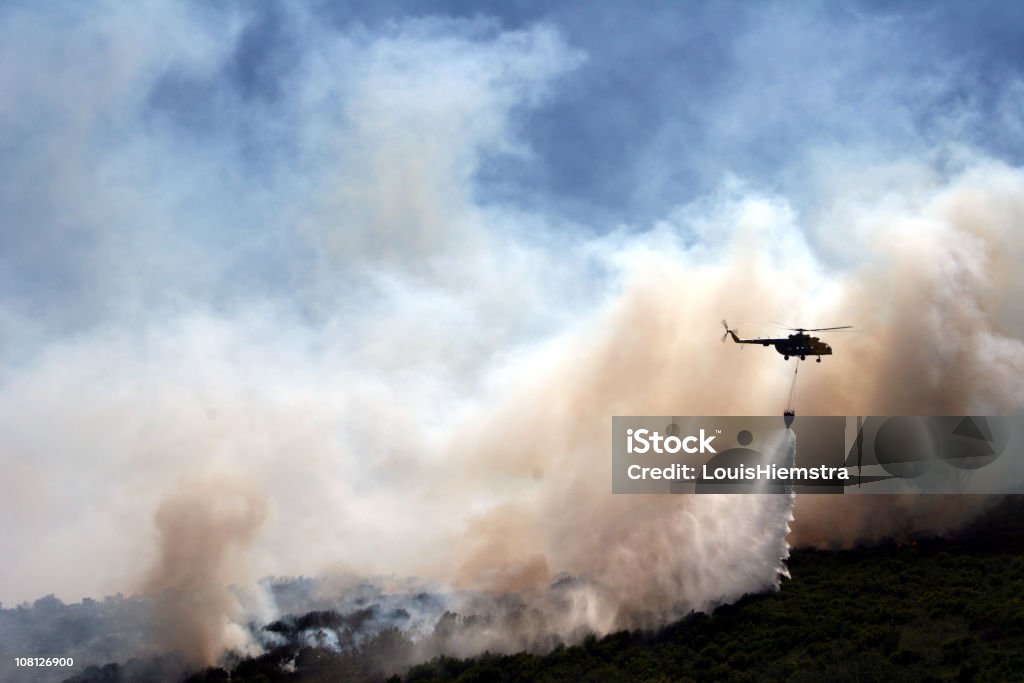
[2,1,1024,672]
[142,477,269,665]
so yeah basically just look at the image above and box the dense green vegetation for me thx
[396,502,1024,683]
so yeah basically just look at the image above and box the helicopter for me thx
[721,320,852,362]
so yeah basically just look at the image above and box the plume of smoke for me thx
[141,477,269,666]
[4,4,1024,671]
[785,160,1024,547]
[393,162,1024,651]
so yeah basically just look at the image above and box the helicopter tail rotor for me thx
[720,320,742,347]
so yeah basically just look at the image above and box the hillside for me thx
[150,497,1024,683]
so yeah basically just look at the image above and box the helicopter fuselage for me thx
[768,334,832,360]
[726,329,835,361]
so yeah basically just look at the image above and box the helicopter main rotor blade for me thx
[796,325,853,332]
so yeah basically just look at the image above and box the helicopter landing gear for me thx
[816,357,821,363]
[799,355,806,361]
[784,355,789,360]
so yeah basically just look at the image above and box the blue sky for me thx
[5,0,1024,331]
[4,0,1024,339]
[150,1,1024,216]
[244,1,1024,214]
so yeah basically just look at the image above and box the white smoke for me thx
[2,3,1024,670]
